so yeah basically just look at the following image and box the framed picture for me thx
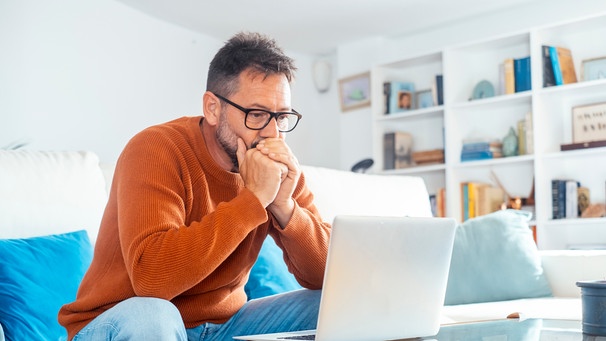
[338,72,371,112]
[414,89,434,109]
[572,102,606,143]
[581,56,606,81]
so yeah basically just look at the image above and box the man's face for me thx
[215,70,292,170]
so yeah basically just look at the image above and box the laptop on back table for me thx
[234,215,456,341]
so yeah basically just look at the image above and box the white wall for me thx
[335,0,606,171]
[0,0,338,168]
[0,0,221,162]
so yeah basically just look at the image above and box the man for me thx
[58,32,331,340]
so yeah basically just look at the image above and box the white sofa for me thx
[1,149,605,339]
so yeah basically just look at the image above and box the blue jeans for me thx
[72,289,321,341]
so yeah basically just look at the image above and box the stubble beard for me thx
[216,113,261,172]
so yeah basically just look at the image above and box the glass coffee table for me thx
[419,318,606,340]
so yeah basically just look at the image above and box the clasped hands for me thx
[236,137,300,226]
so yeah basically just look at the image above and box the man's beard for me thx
[216,113,260,172]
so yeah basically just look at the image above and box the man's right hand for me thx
[236,138,286,207]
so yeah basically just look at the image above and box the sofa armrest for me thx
[540,250,606,297]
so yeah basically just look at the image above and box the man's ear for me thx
[203,91,221,126]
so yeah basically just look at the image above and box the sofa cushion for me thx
[0,150,108,242]
[444,210,552,305]
[245,237,302,300]
[300,165,432,223]
[0,230,93,341]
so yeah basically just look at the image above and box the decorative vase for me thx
[502,127,518,157]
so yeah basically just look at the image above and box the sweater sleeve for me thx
[115,129,267,299]
[269,173,332,289]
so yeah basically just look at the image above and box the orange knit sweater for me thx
[58,116,331,340]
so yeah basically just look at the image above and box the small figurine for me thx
[502,127,518,157]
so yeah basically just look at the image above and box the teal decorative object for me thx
[502,127,518,157]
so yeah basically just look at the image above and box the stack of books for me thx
[460,182,505,221]
[460,140,502,162]
[542,45,577,87]
[501,56,531,95]
[551,179,585,219]
[412,149,444,165]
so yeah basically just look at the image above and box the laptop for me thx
[234,215,456,341]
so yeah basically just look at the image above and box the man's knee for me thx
[103,297,186,339]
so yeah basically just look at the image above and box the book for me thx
[387,82,415,113]
[555,47,578,85]
[565,180,580,218]
[560,139,606,151]
[467,182,491,219]
[503,58,515,94]
[436,188,446,218]
[383,131,413,170]
[461,183,469,221]
[549,46,563,85]
[517,119,526,155]
[412,149,444,165]
[461,150,494,162]
[549,46,578,86]
[514,56,531,92]
[431,75,444,106]
[551,179,581,219]
[542,45,556,87]
[551,179,566,219]
[382,82,391,114]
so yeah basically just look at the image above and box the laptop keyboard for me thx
[278,335,316,340]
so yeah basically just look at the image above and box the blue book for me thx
[549,46,563,85]
[514,56,531,92]
[462,142,491,152]
[460,150,493,162]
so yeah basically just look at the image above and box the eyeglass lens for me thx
[246,111,299,131]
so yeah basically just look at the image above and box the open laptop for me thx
[234,215,456,341]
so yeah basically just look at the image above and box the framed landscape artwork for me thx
[338,72,371,112]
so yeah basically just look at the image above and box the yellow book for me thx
[503,58,515,94]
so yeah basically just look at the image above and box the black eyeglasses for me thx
[213,93,302,133]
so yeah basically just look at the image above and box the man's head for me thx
[202,32,299,172]
[206,32,297,97]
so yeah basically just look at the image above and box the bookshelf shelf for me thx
[371,12,606,250]
[380,163,446,175]
[453,154,535,169]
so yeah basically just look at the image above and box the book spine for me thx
[552,180,566,219]
[565,180,579,218]
[383,82,391,114]
[514,56,531,92]
[461,183,469,221]
[503,58,515,94]
[435,75,444,105]
[468,182,476,219]
[460,150,493,161]
[517,119,526,155]
[383,133,395,170]
[542,46,556,87]
[550,46,563,85]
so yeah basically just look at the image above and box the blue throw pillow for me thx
[245,237,302,300]
[0,230,93,341]
[444,210,552,305]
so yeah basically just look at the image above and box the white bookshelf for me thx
[370,12,606,250]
